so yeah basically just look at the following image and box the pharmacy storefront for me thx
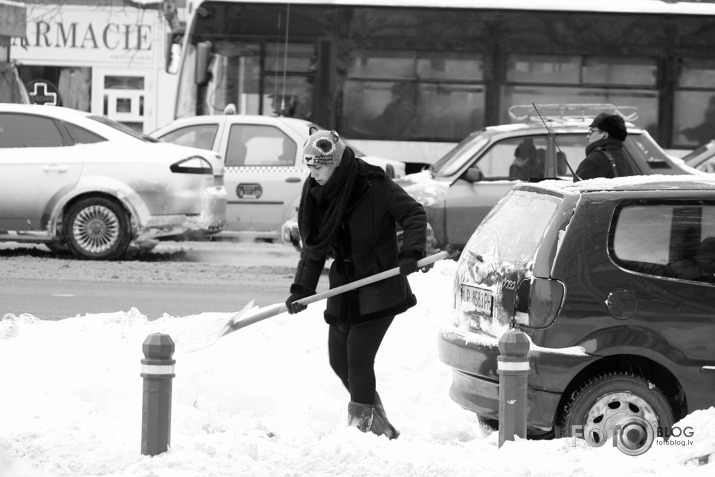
[11,4,175,132]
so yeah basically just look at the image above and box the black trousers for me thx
[327,316,394,405]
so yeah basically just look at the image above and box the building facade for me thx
[0,0,28,103]
[11,0,181,132]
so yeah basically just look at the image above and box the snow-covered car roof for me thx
[528,173,715,195]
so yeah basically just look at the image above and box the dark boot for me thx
[370,392,400,439]
[347,401,374,432]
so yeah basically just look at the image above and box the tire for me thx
[64,197,131,260]
[557,373,674,455]
[45,242,70,255]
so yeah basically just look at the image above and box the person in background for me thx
[509,138,539,181]
[285,128,427,439]
[575,113,635,181]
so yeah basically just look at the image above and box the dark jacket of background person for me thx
[289,155,427,329]
[575,137,635,180]
[575,113,635,180]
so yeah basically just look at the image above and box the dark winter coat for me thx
[574,138,635,181]
[290,158,427,328]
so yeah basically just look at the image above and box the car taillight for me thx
[514,277,564,328]
[170,156,213,174]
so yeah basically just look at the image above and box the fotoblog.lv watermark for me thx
[572,416,695,456]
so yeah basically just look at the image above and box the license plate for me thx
[461,284,494,317]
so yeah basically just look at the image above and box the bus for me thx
[170,0,715,170]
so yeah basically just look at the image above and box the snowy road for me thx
[0,240,326,320]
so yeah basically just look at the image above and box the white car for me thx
[151,114,406,241]
[0,104,227,260]
[683,140,715,173]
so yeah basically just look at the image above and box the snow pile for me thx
[0,260,714,476]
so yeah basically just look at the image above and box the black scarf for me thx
[299,147,358,259]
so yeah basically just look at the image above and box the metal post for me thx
[141,333,175,456]
[497,329,530,448]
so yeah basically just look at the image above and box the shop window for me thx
[672,59,715,147]
[342,50,485,141]
[18,65,91,111]
[612,203,715,284]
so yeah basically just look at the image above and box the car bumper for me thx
[137,186,227,240]
[438,326,595,433]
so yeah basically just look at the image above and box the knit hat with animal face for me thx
[302,128,346,167]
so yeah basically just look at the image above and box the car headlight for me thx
[170,156,213,174]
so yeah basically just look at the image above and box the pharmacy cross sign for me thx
[28,81,58,106]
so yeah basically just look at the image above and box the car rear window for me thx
[159,124,218,150]
[611,201,715,284]
[464,189,562,263]
[64,122,106,144]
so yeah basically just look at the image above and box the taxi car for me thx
[0,104,226,260]
[397,104,699,254]
[438,174,715,452]
[151,114,405,241]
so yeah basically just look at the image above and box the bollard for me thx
[141,333,175,456]
[497,329,530,448]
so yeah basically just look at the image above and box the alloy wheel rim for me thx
[72,205,120,254]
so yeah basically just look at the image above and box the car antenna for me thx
[531,103,582,181]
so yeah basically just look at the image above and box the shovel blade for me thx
[220,302,288,338]
[176,299,257,354]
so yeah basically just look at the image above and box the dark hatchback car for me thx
[438,174,715,447]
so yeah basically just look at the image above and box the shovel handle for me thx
[294,250,450,306]
[224,251,450,336]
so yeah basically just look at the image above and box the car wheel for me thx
[558,373,674,455]
[64,197,131,260]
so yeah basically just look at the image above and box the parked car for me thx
[150,114,406,242]
[0,104,227,260]
[438,174,715,450]
[397,104,700,254]
[682,140,715,173]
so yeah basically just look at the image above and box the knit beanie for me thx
[302,129,346,167]
[590,113,628,141]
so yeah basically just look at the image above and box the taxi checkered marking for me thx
[224,166,307,173]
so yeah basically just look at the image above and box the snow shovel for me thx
[176,251,449,353]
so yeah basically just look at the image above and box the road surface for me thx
[0,240,329,320]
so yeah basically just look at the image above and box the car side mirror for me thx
[462,166,483,183]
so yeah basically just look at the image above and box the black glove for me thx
[285,285,313,314]
[399,257,420,276]
[399,250,425,276]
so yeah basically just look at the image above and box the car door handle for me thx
[285,177,302,183]
[42,164,69,173]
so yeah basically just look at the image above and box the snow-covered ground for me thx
[1,259,714,477]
